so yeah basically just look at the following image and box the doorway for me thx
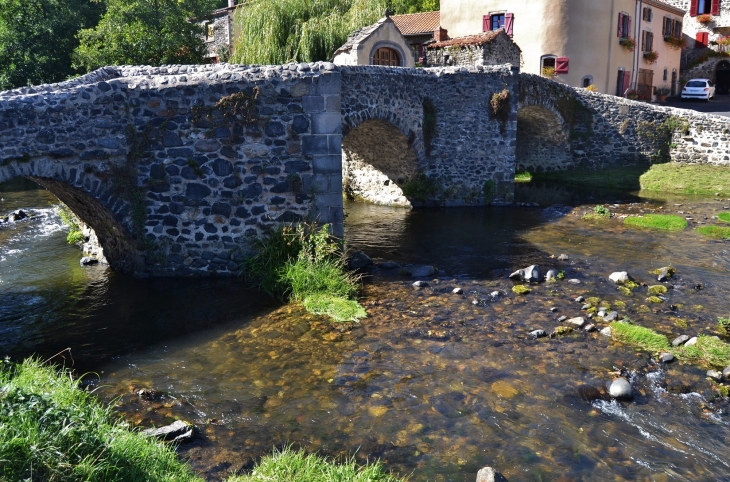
[716,60,730,95]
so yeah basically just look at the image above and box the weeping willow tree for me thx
[231,0,438,65]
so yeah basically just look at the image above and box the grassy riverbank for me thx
[533,163,730,196]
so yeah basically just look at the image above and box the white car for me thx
[681,78,716,101]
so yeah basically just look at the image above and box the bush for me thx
[55,203,85,245]
[0,358,202,482]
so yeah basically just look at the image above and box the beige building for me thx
[333,15,416,67]
[439,0,685,100]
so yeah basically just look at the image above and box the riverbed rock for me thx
[142,420,195,443]
[567,279,581,284]
[348,251,373,270]
[584,324,596,332]
[529,329,546,338]
[9,209,28,222]
[723,366,730,380]
[575,296,585,303]
[672,335,690,346]
[476,466,509,482]
[609,272,633,284]
[608,377,633,399]
[412,280,429,289]
[410,265,436,277]
[80,257,98,266]
[557,315,567,322]
[558,254,570,261]
[452,287,463,294]
[545,269,558,281]
[379,261,400,269]
[137,388,163,401]
[707,370,723,382]
[566,317,586,328]
[490,291,500,298]
[509,265,541,283]
[685,336,698,346]
[656,266,675,282]
[600,327,612,337]
[660,353,675,363]
[603,311,619,322]
[581,303,591,310]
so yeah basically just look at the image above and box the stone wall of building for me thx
[424,32,521,68]
[340,64,519,206]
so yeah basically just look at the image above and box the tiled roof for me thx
[427,30,504,49]
[391,11,440,35]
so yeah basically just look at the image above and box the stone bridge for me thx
[1,63,728,277]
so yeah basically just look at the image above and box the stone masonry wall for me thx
[341,65,519,206]
[425,35,521,69]
[0,63,343,277]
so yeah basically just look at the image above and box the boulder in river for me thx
[412,280,429,289]
[685,336,698,347]
[566,317,586,328]
[609,272,633,284]
[672,335,689,346]
[348,251,373,270]
[608,377,633,399]
[603,311,619,322]
[545,269,558,281]
[660,353,675,363]
[707,370,723,382]
[476,466,509,482]
[509,265,540,283]
[655,266,676,282]
[410,265,436,277]
[142,420,195,443]
[452,287,463,295]
[8,210,28,222]
[379,261,400,269]
[529,329,546,338]
[80,257,99,266]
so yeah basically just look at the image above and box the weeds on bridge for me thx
[55,202,84,245]
[422,97,437,157]
[490,88,511,133]
[637,115,689,163]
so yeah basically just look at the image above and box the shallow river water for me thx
[2,178,730,481]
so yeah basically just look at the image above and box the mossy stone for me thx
[512,285,531,295]
[648,285,668,295]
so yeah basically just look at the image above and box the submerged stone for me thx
[476,467,509,482]
[143,420,195,443]
[608,378,632,399]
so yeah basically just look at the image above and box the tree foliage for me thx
[0,0,104,90]
[73,0,217,71]
[231,0,439,65]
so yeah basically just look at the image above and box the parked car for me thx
[681,78,716,101]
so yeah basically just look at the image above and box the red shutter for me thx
[712,0,721,15]
[690,0,698,16]
[505,13,514,37]
[618,12,624,36]
[483,15,489,32]
[696,31,709,46]
[623,71,632,95]
[555,57,569,74]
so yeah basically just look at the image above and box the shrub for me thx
[0,358,202,482]
[624,214,687,231]
[401,174,441,202]
[55,203,85,245]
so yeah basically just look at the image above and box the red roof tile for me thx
[391,11,440,35]
[427,30,504,49]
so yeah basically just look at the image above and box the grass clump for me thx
[648,285,668,295]
[241,223,365,322]
[229,445,406,482]
[624,214,687,231]
[696,225,730,239]
[514,170,532,183]
[718,212,730,223]
[675,335,730,368]
[55,203,84,245]
[0,358,202,482]
[512,285,531,295]
[718,317,730,335]
[611,322,670,352]
[583,205,611,221]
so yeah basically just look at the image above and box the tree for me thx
[73,0,217,71]
[230,0,439,66]
[0,0,104,90]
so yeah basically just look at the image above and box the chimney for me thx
[434,28,448,42]
[228,0,235,8]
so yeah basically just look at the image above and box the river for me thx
[2,177,730,481]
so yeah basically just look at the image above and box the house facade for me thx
[200,0,240,63]
[439,0,685,100]
[333,15,416,67]
[424,30,521,68]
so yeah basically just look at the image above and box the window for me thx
[673,20,683,37]
[663,68,668,81]
[618,12,632,38]
[541,55,556,76]
[206,23,215,40]
[582,76,593,88]
[691,0,721,16]
[663,17,683,38]
[642,30,654,51]
[491,14,505,31]
[643,7,653,22]
[617,69,631,96]
[372,47,400,66]
[483,13,514,36]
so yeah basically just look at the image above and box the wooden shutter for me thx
[623,70,632,94]
[505,13,514,37]
[642,31,647,51]
[648,32,653,51]
[627,16,632,38]
[618,12,624,36]
[674,20,682,38]
[662,17,669,35]
[712,0,721,15]
[690,0,698,16]
[696,31,709,46]
[483,15,489,32]
[555,57,569,74]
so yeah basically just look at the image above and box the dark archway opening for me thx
[516,106,571,173]
[716,60,730,95]
[342,119,418,207]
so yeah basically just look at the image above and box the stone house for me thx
[332,14,415,67]
[424,29,521,68]
[438,0,685,100]
[200,0,240,63]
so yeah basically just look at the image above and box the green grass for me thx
[718,212,730,223]
[533,163,730,196]
[696,225,730,239]
[624,214,687,231]
[228,446,406,482]
[0,358,202,482]
[611,322,670,352]
[240,223,366,322]
[514,171,532,183]
[55,203,85,245]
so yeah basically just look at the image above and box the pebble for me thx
[604,311,619,322]
[452,287,463,294]
[412,281,429,289]
[550,307,558,312]
[660,353,675,363]
[600,327,612,337]
[568,279,581,284]
[707,370,723,382]
[584,324,596,332]
[558,253,570,261]
[529,329,546,338]
[685,336,698,347]
[581,304,591,310]
[575,296,585,303]
[672,335,689,346]
[566,317,586,327]
[609,271,632,284]
[490,291,500,298]
[587,313,594,319]
[608,377,633,399]
[545,269,558,280]
[557,315,567,322]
